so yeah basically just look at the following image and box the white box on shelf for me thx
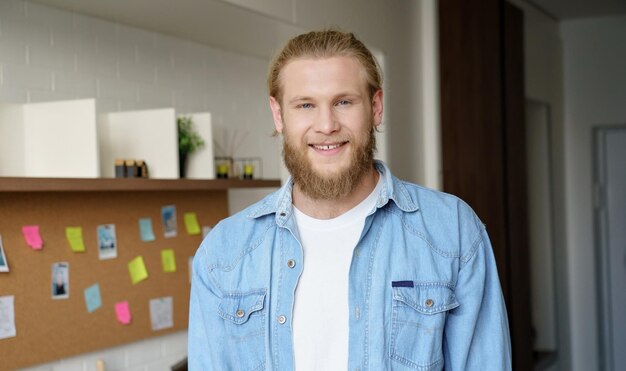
[98,108,178,179]
[0,99,100,178]
[180,112,215,179]
[0,103,25,176]
[24,99,100,178]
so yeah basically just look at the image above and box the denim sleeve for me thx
[188,242,221,370]
[443,224,512,370]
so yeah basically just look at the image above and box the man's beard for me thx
[282,124,376,201]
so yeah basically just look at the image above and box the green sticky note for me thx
[128,256,148,284]
[161,249,176,273]
[65,227,85,252]
[184,212,201,235]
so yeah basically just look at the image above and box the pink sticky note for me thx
[115,301,132,325]
[22,225,43,250]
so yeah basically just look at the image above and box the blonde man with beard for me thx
[188,30,511,371]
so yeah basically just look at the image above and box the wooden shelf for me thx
[0,177,281,192]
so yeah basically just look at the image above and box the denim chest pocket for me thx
[390,283,459,370]
[217,289,267,371]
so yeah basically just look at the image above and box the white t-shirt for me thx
[292,177,382,370]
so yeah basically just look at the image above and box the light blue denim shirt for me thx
[188,161,512,371]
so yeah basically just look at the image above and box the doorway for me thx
[526,100,559,370]
[594,126,626,371]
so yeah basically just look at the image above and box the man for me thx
[188,30,511,370]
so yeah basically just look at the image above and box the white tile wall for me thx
[1,0,280,369]
[19,331,188,371]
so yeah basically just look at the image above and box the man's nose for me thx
[315,106,340,135]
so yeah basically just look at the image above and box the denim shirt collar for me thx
[246,160,419,225]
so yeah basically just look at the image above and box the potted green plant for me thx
[177,116,205,178]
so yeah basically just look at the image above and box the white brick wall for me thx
[0,0,281,369]
[19,331,188,371]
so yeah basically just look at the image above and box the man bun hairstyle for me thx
[268,29,383,104]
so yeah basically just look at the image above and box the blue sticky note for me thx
[84,283,102,313]
[139,218,156,242]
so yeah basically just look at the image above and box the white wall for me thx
[1,0,434,369]
[20,331,188,371]
[506,5,626,371]
[561,15,626,371]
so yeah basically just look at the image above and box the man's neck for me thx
[292,167,379,220]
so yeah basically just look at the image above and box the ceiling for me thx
[29,0,304,59]
[29,0,626,57]
[529,0,626,19]
[32,0,626,23]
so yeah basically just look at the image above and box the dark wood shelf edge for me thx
[0,177,282,192]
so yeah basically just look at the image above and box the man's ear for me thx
[269,96,284,134]
[372,89,383,127]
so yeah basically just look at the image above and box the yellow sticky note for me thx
[161,249,176,273]
[128,256,149,284]
[65,227,85,252]
[184,212,201,235]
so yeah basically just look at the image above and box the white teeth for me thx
[313,143,342,150]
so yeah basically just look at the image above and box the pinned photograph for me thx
[149,296,173,331]
[97,224,118,260]
[0,235,9,273]
[51,262,69,299]
[161,205,177,238]
[0,295,16,340]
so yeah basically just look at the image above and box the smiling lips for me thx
[310,141,348,151]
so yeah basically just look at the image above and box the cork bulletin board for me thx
[0,187,229,370]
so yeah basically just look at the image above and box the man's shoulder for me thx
[388,179,485,250]
[378,162,476,223]
[392,179,477,220]
[212,190,278,235]
[199,190,278,260]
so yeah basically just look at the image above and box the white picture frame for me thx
[0,235,9,273]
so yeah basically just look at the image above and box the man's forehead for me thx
[278,56,368,98]
[282,56,365,75]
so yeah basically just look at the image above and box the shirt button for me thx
[287,259,296,268]
[278,315,287,324]
[236,309,245,318]
[425,299,434,307]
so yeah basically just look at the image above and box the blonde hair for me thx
[268,30,382,104]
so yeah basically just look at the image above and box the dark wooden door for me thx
[439,0,533,369]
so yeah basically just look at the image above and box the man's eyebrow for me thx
[287,92,363,105]
[288,96,313,104]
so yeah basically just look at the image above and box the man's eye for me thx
[297,103,313,109]
[336,100,351,106]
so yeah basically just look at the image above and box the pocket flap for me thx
[218,289,266,324]
[392,283,459,314]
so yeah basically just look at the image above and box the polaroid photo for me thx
[97,224,118,260]
[161,205,177,238]
[51,262,69,299]
[0,295,16,339]
[0,235,9,273]
[149,296,173,331]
